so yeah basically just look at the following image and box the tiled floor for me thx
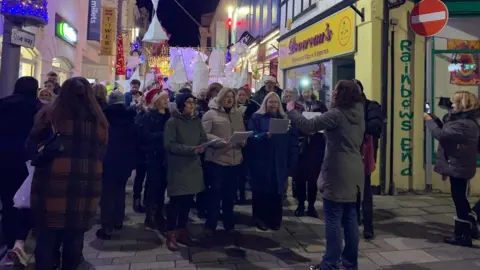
[2,185,480,269]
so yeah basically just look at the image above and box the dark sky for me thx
[136,0,219,47]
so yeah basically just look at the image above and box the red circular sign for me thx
[409,0,449,37]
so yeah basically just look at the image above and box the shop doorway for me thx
[52,57,72,84]
[426,17,480,191]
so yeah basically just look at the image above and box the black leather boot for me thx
[467,212,480,240]
[444,218,473,247]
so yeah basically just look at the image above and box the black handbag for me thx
[31,126,64,167]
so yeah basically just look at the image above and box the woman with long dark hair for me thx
[27,77,108,270]
[287,80,365,270]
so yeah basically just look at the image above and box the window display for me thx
[285,61,332,106]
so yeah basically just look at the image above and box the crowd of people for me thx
[3,71,480,270]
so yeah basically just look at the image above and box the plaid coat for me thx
[27,109,107,231]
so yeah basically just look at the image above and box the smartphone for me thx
[425,103,431,113]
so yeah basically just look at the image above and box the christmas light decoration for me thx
[1,0,49,25]
[116,33,126,75]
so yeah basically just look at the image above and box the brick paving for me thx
[3,184,480,269]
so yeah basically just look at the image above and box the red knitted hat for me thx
[145,88,163,105]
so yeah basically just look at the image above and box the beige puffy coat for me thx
[202,89,245,166]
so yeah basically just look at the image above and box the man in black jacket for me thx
[252,75,283,105]
[354,79,383,240]
[0,77,40,265]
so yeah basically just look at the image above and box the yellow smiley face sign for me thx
[338,16,353,47]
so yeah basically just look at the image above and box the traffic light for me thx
[227,18,232,27]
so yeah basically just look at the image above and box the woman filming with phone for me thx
[425,91,480,247]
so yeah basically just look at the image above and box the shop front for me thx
[278,7,356,106]
[425,1,480,193]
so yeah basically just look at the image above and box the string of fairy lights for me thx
[0,0,48,24]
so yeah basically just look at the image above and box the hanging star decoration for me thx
[142,0,169,43]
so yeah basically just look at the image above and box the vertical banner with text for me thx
[87,0,101,41]
[100,7,115,55]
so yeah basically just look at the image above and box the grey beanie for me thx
[108,90,126,105]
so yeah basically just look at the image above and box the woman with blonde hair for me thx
[247,92,299,231]
[37,89,53,105]
[425,91,480,247]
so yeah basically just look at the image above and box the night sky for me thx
[136,0,219,47]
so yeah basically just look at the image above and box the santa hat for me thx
[145,88,163,105]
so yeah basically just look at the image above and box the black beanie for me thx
[175,92,195,112]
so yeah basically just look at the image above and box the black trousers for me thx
[196,160,211,213]
[145,159,167,214]
[295,177,317,207]
[356,174,374,232]
[237,160,248,200]
[133,158,147,200]
[450,177,471,220]
[35,228,84,270]
[252,191,283,228]
[0,164,31,249]
[167,194,194,231]
[100,171,130,230]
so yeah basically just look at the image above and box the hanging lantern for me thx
[142,0,169,43]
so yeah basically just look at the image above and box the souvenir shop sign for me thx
[278,8,356,69]
[100,7,116,55]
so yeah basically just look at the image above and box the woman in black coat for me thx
[425,91,480,247]
[97,91,138,240]
[293,88,327,217]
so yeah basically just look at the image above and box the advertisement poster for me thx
[448,39,480,85]
[100,7,115,55]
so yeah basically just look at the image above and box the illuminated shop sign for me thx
[448,63,477,72]
[55,14,78,46]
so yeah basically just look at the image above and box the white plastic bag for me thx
[13,161,35,209]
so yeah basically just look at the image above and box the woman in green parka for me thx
[163,91,208,251]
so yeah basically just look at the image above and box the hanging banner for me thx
[87,0,101,41]
[100,7,115,55]
[447,39,480,86]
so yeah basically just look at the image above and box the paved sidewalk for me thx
[4,188,480,269]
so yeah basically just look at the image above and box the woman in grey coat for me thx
[286,80,365,270]
[425,91,480,247]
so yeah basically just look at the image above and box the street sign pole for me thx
[0,19,22,98]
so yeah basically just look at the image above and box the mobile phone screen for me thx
[425,103,431,113]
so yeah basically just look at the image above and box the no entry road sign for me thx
[409,0,449,37]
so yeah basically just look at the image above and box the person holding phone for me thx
[163,92,208,251]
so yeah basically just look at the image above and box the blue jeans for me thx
[205,163,239,230]
[321,199,359,270]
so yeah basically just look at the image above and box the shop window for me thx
[272,0,279,26]
[284,61,333,105]
[430,17,480,165]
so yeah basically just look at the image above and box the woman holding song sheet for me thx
[247,92,299,231]
[201,87,246,237]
